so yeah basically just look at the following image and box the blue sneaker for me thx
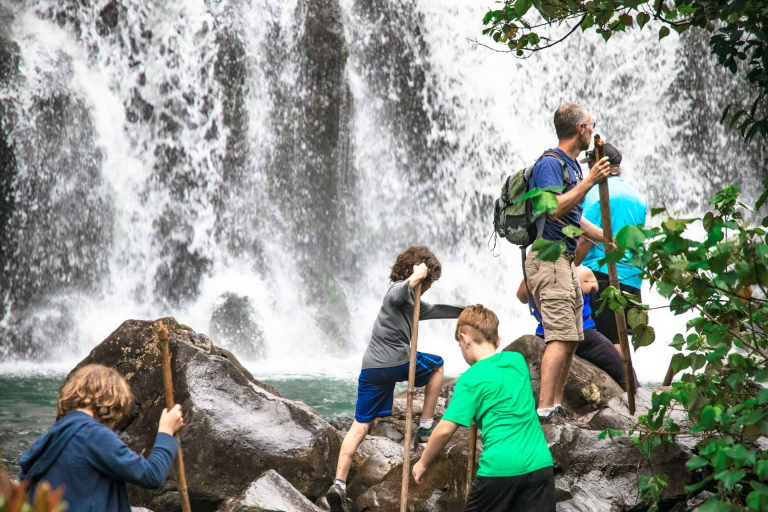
[326,482,352,512]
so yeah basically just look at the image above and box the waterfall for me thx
[0,0,765,381]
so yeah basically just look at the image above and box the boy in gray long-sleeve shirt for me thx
[326,246,465,512]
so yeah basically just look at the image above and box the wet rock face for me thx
[218,470,323,512]
[209,293,267,361]
[72,317,338,512]
[503,335,625,414]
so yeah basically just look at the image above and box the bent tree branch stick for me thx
[595,135,637,415]
[400,283,422,512]
[157,321,192,512]
[465,422,478,500]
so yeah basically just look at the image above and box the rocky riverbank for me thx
[79,318,705,511]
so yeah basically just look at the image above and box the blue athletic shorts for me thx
[354,352,444,423]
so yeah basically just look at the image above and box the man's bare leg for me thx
[539,341,572,409]
[421,365,444,419]
[553,341,579,405]
[335,420,370,482]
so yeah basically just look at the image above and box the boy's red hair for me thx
[57,364,132,426]
[455,305,499,344]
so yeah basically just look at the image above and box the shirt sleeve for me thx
[419,303,465,320]
[531,157,567,194]
[441,377,476,428]
[385,280,414,306]
[86,426,179,489]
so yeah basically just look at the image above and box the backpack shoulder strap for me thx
[539,151,572,185]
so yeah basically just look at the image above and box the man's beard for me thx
[578,132,591,151]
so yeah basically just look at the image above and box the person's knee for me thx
[347,420,371,442]
[431,365,444,381]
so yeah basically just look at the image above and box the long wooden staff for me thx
[594,135,637,415]
[465,422,478,500]
[157,321,193,512]
[400,282,422,512]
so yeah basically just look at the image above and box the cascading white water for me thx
[0,0,763,382]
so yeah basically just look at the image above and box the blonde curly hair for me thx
[57,364,133,426]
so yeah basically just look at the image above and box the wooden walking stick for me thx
[662,362,675,386]
[400,282,422,512]
[465,422,478,500]
[594,135,637,415]
[157,321,193,512]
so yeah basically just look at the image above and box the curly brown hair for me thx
[389,245,442,284]
[57,364,133,426]
[455,304,499,344]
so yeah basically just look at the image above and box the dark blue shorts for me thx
[354,352,444,423]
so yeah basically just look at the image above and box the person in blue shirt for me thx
[525,103,612,423]
[19,364,183,512]
[575,143,648,349]
[517,266,640,391]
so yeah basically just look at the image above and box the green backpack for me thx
[492,152,572,248]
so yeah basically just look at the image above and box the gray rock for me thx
[210,293,267,361]
[584,386,690,434]
[72,318,338,512]
[503,335,625,414]
[218,470,322,512]
[330,416,353,433]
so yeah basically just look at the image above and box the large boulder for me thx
[218,470,323,512]
[356,427,480,512]
[354,406,695,512]
[504,335,625,413]
[71,318,341,512]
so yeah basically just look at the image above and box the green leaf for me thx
[532,192,560,217]
[715,469,745,491]
[747,490,768,511]
[663,218,690,233]
[618,13,633,26]
[724,444,755,464]
[598,248,626,267]
[686,456,710,470]
[515,0,533,18]
[699,496,734,512]
[730,109,747,128]
[616,224,647,250]
[755,460,768,480]
[669,334,685,350]
[632,325,655,349]
[758,388,768,404]
[532,238,567,262]
[627,308,649,329]
[700,405,718,429]
[562,225,583,238]
[670,353,691,374]
[659,26,670,39]
[637,11,650,29]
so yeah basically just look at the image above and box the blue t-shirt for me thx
[529,148,585,253]
[581,177,648,289]
[530,294,595,335]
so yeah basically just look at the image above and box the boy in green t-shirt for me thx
[412,305,555,512]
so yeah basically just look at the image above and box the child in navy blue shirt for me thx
[326,245,465,512]
[19,364,183,512]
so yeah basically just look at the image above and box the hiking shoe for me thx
[417,422,437,443]
[326,483,352,512]
[538,408,557,423]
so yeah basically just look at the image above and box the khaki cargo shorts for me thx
[525,251,584,343]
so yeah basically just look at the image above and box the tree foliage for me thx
[481,0,768,140]
[531,178,768,509]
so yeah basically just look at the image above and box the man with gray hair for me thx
[525,103,611,422]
